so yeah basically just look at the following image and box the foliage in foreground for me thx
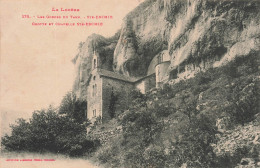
[1,106,99,156]
[95,54,259,167]
[96,97,218,167]
[59,91,87,124]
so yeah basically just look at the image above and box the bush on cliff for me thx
[96,102,218,167]
[226,78,259,126]
[166,114,217,167]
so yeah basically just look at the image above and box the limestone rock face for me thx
[73,0,260,99]
[113,0,260,78]
[113,0,170,77]
[212,116,260,167]
[72,33,119,100]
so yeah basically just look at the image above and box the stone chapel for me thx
[86,50,170,123]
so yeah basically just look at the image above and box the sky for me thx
[0,0,143,129]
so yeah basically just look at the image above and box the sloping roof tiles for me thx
[97,69,137,82]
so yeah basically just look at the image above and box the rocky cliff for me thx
[72,32,120,99]
[73,0,260,100]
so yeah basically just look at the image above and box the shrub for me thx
[122,110,161,146]
[1,106,99,156]
[216,146,255,167]
[130,89,144,100]
[143,145,167,168]
[152,102,174,118]
[222,60,239,78]
[221,53,259,80]
[179,95,200,124]
[197,75,212,85]
[59,91,87,124]
[226,80,258,125]
[123,145,146,167]
[118,108,163,167]
[96,143,120,165]
[1,118,32,151]
[167,114,217,167]
[159,83,173,96]
[192,84,210,95]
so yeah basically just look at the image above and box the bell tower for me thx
[92,50,98,70]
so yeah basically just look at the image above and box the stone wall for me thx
[87,69,103,122]
[102,77,134,122]
[73,34,118,100]
[90,126,123,144]
[156,61,170,87]
[135,74,156,93]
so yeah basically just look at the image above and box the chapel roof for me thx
[97,69,137,82]
[87,68,155,86]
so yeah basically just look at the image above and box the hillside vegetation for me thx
[1,53,259,167]
[89,53,260,168]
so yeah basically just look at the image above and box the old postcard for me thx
[1,0,259,168]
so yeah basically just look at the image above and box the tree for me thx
[180,95,200,124]
[78,41,85,50]
[59,91,87,124]
[1,106,99,156]
[1,118,32,151]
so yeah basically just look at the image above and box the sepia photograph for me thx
[1,0,259,167]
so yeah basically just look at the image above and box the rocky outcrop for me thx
[72,33,120,100]
[212,115,260,167]
[73,0,260,99]
[113,0,170,77]
[113,0,260,79]
[213,119,260,156]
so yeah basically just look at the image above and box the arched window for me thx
[93,59,97,69]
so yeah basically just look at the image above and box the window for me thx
[93,76,96,80]
[93,59,97,69]
[92,84,97,97]
[93,109,96,117]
